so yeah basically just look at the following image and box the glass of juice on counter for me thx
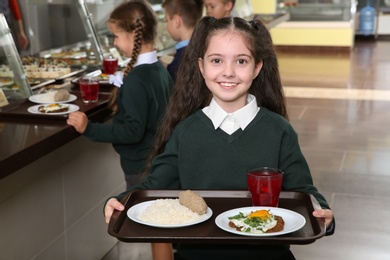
[247,167,283,207]
[103,56,118,75]
[79,76,100,103]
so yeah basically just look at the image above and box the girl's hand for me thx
[67,111,88,133]
[105,198,125,224]
[313,209,333,228]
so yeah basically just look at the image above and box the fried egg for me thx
[38,103,69,113]
[229,210,277,233]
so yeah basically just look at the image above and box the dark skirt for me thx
[120,157,145,189]
[175,244,295,260]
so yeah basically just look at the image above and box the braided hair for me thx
[107,0,157,113]
[123,20,143,76]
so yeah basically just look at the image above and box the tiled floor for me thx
[281,39,390,260]
[102,39,390,260]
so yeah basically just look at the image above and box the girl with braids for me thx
[105,16,334,259]
[67,0,174,190]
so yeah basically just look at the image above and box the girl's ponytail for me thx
[108,19,144,113]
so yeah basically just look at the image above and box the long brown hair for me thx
[107,0,157,112]
[142,16,287,176]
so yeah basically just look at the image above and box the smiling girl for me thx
[105,16,334,259]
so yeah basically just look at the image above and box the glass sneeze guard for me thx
[75,0,104,64]
[0,13,32,105]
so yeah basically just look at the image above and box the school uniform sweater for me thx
[117,107,329,210]
[115,107,330,259]
[167,45,186,82]
[84,61,174,176]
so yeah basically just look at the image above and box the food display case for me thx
[271,0,358,49]
[1,0,176,108]
[25,0,175,64]
[278,0,356,22]
[75,0,105,64]
[1,0,107,108]
[0,14,32,107]
[25,0,114,70]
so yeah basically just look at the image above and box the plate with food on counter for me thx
[97,73,110,82]
[72,72,117,85]
[127,190,213,228]
[215,207,306,237]
[75,73,110,84]
[28,78,49,86]
[27,103,79,115]
[0,78,17,89]
[29,89,76,104]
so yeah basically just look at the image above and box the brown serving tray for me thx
[108,190,326,245]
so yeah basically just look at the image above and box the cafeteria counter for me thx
[0,90,125,259]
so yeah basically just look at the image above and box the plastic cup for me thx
[103,57,118,75]
[247,167,283,207]
[79,76,99,103]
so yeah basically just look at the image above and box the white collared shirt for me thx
[202,94,260,135]
[110,51,158,88]
[134,50,158,67]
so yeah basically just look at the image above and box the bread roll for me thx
[179,190,208,215]
[54,89,70,102]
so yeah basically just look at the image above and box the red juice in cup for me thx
[103,57,118,75]
[247,168,283,207]
[80,77,99,103]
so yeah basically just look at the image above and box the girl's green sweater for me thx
[83,62,173,174]
[117,107,329,210]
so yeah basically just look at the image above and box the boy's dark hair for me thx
[107,0,157,112]
[162,0,203,28]
[224,0,236,7]
[143,16,287,176]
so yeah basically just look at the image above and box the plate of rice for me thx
[127,199,213,228]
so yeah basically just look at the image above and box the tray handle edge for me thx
[309,194,327,237]
[111,192,133,233]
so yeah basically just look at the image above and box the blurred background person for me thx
[204,0,235,18]
[0,0,29,50]
[161,0,203,82]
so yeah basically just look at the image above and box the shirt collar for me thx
[134,50,158,67]
[202,94,259,130]
[176,39,190,49]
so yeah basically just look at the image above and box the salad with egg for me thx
[38,103,69,113]
[228,209,284,234]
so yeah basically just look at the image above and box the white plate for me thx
[28,93,77,104]
[215,206,306,236]
[27,104,79,115]
[127,200,213,228]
